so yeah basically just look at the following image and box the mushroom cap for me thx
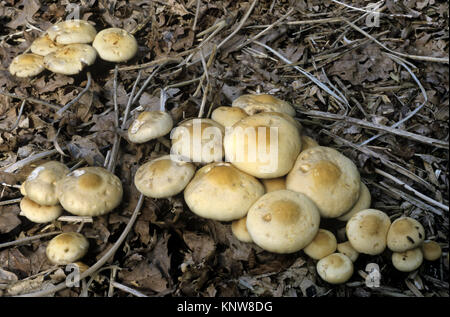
[47,19,97,45]
[9,53,45,77]
[387,217,425,252]
[127,111,173,144]
[346,209,391,255]
[46,232,89,265]
[171,118,225,164]
[246,189,321,254]
[30,35,61,56]
[391,248,423,272]
[211,106,248,127]
[337,182,372,222]
[43,43,97,75]
[286,146,361,218]
[337,241,359,262]
[261,177,286,193]
[92,28,138,62]
[264,111,303,133]
[232,94,296,117]
[316,253,354,284]
[300,135,319,152]
[223,112,302,178]
[56,166,123,216]
[184,162,264,221]
[134,155,195,198]
[23,161,70,206]
[20,197,62,223]
[231,216,253,243]
[303,229,337,260]
[421,241,442,261]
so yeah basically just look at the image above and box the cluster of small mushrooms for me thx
[9,19,138,77]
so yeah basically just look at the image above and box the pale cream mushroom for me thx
[337,241,359,262]
[232,94,296,117]
[231,216,253,243]
[337,182,371,222]
[9,53,45,77]
[128,111,173,144]
[346,209,391,255]
[184,162,264,221]
[92,28,138,62]
[316,253,354,284]
[46,232,89,265]
[300,135,319,152]
[134,155,195,198]
[211,106,248,127]
[47,19,97,44]
[303,229,337,260]
[391,248,423,272]
[56,166,123,216]
[30,35,61,56]
[43,44,97,75]
[421,241,442,261]
[261,177,286,193]
[286,146,360,218]
[246,189,320,254]
[387,217,425,252]
[20,197,62,223]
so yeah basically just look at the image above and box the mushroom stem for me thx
[56,72,92,117]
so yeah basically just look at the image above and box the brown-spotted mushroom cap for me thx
[286,146,360,218]
[337,182,371,222]
[316,253,354,284]
[387,217,425,252]
[211,106,248,127]
[231,216,253,243]
[46,232,89,265]
[300,135,319,152]
[224,112,301,178]
[421,241,442,261]
[184,162,264,221]
[303,229,337,260]
[337,241,359,262]
[134,155,195,198]
[232,94,296,117]
[128,111,173,144]
[9,53,45,77]
[20,197,62,223]
[261,177,286,193]
[23,160,69,206]
[46,19,97,44]
[246,189,320,254]
[30,35,61,56]
[92,28,138,62]
[391,248,423,272]
[56,166,123,216]
[43,44,97,75]
[346,209,391,255]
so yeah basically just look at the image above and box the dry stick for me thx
[56,216,93,223]
[192,0,201,31]
[110,281,148,297]
[0,90,62,111]
[121,70,142,130]
[0,100,26,133]
[113,66,120,128]
[1,148,63,173]
[0,197,21,206]
[131,63,166,106]
[56,72,92,116]
[114,57,183,73]
[16,194,144,297]
[0,231,61,250]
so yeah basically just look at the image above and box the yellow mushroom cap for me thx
[232,94,296,117]
[421,241,442,261]
[134,155,195,198]
[46,232,89,265]
[92,28,138,62]
[184,162,264,221]
[9,53,45,77]
[261,177,286,193]
[30,35,61,56]
[300,135,319,152]
[127,111,173,144]
[317,253,354,284]
[20,197,62,223]
[346,209,391,255]
[303,229,337,260]
[392,248,423,272]
[231,216,253,243]
[56,166,123,216]
[43,44,97,75]
[387,217,425,252]
[286,146,361,218]
[211,106,248,127]
[337,182,372,222]
[246,189,320,254]
[47,19,97,45]
[337,241,359,262]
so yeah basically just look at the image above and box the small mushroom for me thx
[127,111,173,143]
[316,253,354,284]
[391,248,423,272]
[231,216,253,243]
[300,135,319,152]
[337,241,359,262]
[9,53,45,77]
[43,44,97,75]
[47,19,97,45]
[387,217,425,252]
[303,229,337,260]
[211,106,248,127]
[92,28,138,62]
[46,232,89,265]
[421,241,442,261]
[30,34,61,56]
[20,197,62,223]
[337,182,372,222]
[261,177,286,193]
[232,94,296,116]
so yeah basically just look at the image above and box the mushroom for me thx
[56,166,123,216]
[232,94,296,117]
[43,43,97,75]
[127,111,174,144]
[346,209,391,255]
[46,232,89,265]
[386,217,425,252]
[261,177,286,193]
[316,253,354,284]
[47,19,97,45]
[211,106,248,127]
[30,34,61,56]
[286,146,361,218]
[300,135,319,152]
[184,162,264,221]
[303,229,337,260]
[337,241,359,262]
[20,197,62,223]
[421,241,442,261]
[22,160,69,206]
[337,182,371,222]
[231,216,253,243]
[134,155,195,198]
[246,189,320,254]
[92,28,138,62]
[8,53,45,77]
[224,112,302,178]
[391,248,423,272]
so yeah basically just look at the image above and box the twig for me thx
[0,90,62,111]
[56,216,93,223]
[0,231,61,250]
[121,70,142,130]
[110,281,148,297]
[1,148,63,173]
[0,197,21,206]
[0,100,26,133]
[55,72,92,117]
[131,63,166,106]
[113,66,119,128]
[192,0,201,31]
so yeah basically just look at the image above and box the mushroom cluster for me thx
[9,19,137,77]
